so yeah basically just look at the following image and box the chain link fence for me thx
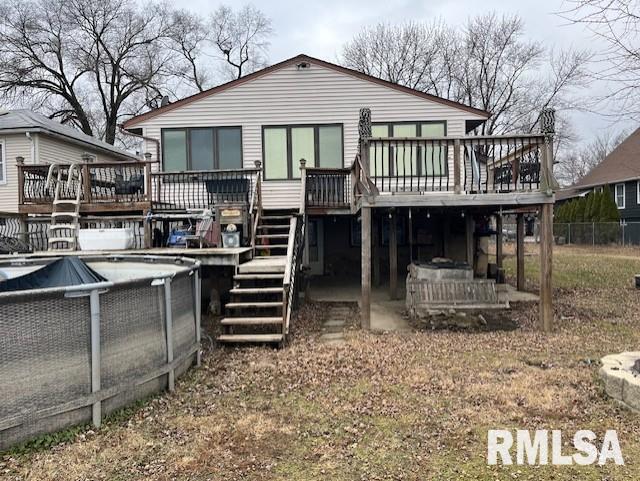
[502,221,640,246]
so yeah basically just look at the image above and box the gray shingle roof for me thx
[0,109,136,160]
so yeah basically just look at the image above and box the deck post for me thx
[389,209,398,300]
[16,157,25,206]
[465,212,474,268]
[539,204,553,331]
[495,213,503,271]
[516,213,525,291]
[372,212,380,286]
[361,206,371,329]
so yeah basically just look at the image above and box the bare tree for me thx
[559,0,640,119]
[341,14,590,136]
[211,4,273,80]
[0,0,177,144]
[555,128,629,185]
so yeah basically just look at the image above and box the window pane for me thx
[264,128,288,180]
[420,122,446,176]
[190,128,214,170]
[163,130,187,171]
[217,128,242,169]
[291,127,315,177]
[371,124,389,177]
[318,126,342,168]
[392,124,418,177]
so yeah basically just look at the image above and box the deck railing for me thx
[304,167,352,210]
[365,134,546,195]
[150,168,260,212]
[18,161,152,206]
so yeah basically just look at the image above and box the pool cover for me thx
[0,257,107,293]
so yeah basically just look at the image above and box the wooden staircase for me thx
[47,164,82,251]
[218,212,296,345]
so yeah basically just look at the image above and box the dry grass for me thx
[4,245,640,480]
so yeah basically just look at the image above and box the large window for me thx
[371,121,447,177]
[161,127,242,171]
[615,183,625,209]
[263,124,343,180]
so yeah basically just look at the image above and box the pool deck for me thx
[0,247,253,267]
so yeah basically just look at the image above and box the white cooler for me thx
[78,228,135,251]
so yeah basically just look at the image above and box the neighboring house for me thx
[0,109,137,213]
[557,127,640,221]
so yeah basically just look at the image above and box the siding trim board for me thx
[123,54,490,128]
[0,141,5,185]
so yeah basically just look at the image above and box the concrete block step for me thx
[220,317,283,326]
[226,301,283,309]
[217,334,283,343]
[230,287,284,295]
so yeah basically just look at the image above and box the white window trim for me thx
[615,183,625,209]
[0,141,6,185]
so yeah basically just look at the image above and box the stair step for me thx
[234,273,285,280]
[255,244,288,249]
[261,215,293,220]
[230,287,284,294]
[220,317,283,326]
[52,212,79,218]
[48,237,76,244]
[257,224,290,230]
[256,234,289,239]
[217,334,283,343]
[53,199,80,205]
[49,224,77,231]
[226,301,282,309]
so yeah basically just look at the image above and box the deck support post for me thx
[372,212,380,286]
[389,209,398,300]
[495,213,503,273]
[539,204,553,331]
[194,268,202,367]
[516,213,525,291]
[465,212,474,269]
[361,206,372,329]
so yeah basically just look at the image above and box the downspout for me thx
[25,132,36,163]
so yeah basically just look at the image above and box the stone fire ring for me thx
[600,352,640,412]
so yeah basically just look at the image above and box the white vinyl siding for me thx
[0,142,5,184]
[615,183,625,209]
[135,61,486,209]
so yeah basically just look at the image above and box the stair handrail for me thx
[282,214,305,336]
[249,160,262,251]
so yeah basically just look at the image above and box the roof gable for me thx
[574,127,640,188]
[123,54,490,128]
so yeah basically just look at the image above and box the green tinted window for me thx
[163,130,187,172]
[264,128,288,180]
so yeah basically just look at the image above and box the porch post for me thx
[389,209,398,300]
[361,206,372,329]
[516,213,525,291]
[465,213,474,268]
[372,212,380,286]
[539,204,553,331]
[495,213,503,271]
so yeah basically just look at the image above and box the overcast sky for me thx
[190,0,636,145]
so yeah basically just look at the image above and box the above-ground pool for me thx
[0,255,201,450]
